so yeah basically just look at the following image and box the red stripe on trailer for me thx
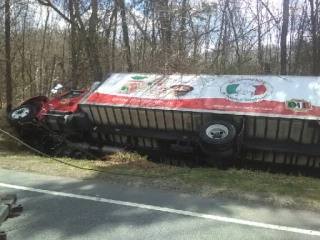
[85,92,320,118]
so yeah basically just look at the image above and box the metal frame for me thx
[36,103,320,170]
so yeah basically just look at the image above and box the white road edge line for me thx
[0,182,319,237]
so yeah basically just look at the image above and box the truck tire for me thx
[7,105,37,126]
[199,121,236,156]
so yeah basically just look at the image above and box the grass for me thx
[178,168,319,199]
[0,146,319,210]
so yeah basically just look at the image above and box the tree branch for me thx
[37,0,50,6]
[37,0,73,25]
[128,9,156,51]
[259,0,280,30]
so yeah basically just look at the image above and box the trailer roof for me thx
[80,73,320,120]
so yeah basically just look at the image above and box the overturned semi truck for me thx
[7,73,320,171]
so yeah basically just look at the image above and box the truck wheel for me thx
[199,121,236,156]
[7,105,37,126]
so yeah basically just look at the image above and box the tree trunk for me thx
[227,2,241,73]
[21,4,28,99]
[38,0,103,82]
[47,56,56,95]
[213,0,228,73]
[317,0,320,74]
[280,0,289,75]
[141,1,149,70]
[204,14,211,62]
[105,8,117,74]
[309,0,319,75]
[256,0,263,72]
[112,7,118,71]
[40,8,50,95]
[158,0,171,59]
[179,0,187,58]
[128,10,155,51]
[0,60,3,108]
[294,4,307,74]
[5,0,12,113]
[151,0,156,62]
[69,0,78,88]
[88,0,102,81]
[221,0,229,73]
[117,0,133,72]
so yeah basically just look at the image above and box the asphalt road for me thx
[0,169,319,240]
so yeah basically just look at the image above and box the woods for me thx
[0,0,319,108]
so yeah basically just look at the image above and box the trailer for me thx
[7,73,320,171]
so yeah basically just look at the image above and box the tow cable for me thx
[0,128,177,178]
[0,127,101,172]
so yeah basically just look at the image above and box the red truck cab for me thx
[7,89,88,128]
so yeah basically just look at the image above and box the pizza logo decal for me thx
[286,99,312,112]
[221,78,273,103]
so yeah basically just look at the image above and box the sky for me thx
[30,0,283,30]
[28,0,286,52]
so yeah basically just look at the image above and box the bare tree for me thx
[117,0,132,72]
[280,0,289,75]
[309,0,320,75]
[1,0,320,110]
[256,0,263,72]
[293,3,307,74]
[39,7,50,94]
[5,0,12,113]
[227,2,241,73]
[105,7,117,74]
[69,0,78,88]
[88,0,102,80]
[179,0,187,58]
[112,6,118,71]
[37,0,102,81]
[158,0,172,59]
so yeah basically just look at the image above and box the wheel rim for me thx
[11,107,30,119]
[206,124,229,139]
